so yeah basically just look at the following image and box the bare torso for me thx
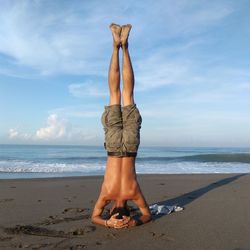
[100,156,140,202]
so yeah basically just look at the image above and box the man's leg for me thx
[101,24,123,155]
[109,23,122,105]
[120,24,142,155]
[121,24,135,107]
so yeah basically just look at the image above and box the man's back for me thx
[101,156,139,201]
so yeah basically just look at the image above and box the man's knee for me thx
[122,90,134,106]
[109,91,121,105]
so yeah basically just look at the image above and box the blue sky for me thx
[0,0,250,147]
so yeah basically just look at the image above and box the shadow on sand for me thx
[152,173,248,220]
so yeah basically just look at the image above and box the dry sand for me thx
[0,174,250,250]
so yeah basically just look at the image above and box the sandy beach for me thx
[0,173,249,249]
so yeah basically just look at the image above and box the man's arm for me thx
[130,190,152,226]
[91,195,108,226]
[91,195,129,228]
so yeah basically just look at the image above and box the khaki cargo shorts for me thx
[101,103,142,157]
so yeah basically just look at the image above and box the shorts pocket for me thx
[123,108,142,128]
[122,128,140,152]
[101,109,109,128]
[134,109,142,126]
[105,128,122,152]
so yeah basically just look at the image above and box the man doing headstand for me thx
[91,23,151,229]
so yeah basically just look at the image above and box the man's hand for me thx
[107,213,129,229]
[127,218,137,227]
[121,216,137,227]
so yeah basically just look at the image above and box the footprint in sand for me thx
[4,225,70,238]
[150,231,175,241]
[22,207,91,227]
[0,198,14,203]
[69,244,87,249]
[63,197,72,202]
[62,207,86,213]
[106,232,117,239]
[70,225,96,235]
[23,243,51,249]
[0,236,13,241]
[4,224,96,238]
[40,215,90,225]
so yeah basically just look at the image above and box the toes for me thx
[121,24,132,33]
[110,23,121,29]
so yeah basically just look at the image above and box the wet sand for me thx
[0,174,249,249]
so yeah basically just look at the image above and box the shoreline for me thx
[1,171,250,181]
[1,173,249,249]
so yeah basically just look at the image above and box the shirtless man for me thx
[91,23,151,229]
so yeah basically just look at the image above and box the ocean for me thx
[0,144,250,179]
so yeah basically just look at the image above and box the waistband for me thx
[104,103,138,111]
[104,104,121,109]
[107,151,137,157]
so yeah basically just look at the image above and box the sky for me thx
[0,0,250,147]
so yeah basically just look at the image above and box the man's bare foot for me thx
[121,24,132,47]
[110,23,122,48]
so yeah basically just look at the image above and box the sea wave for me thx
[0,158,250,174]
[136,153,250,164]
[136,161,250,174]
[0,160,105,173]
[2,153,250,164]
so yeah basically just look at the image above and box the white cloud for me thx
[135,54,193,91]
[35,114,69,140]
[133,41,250,92]
[0,1,108,76]
[7,113,100,144]
[8,128,32,140]
[69,82,108,97]
[8,115,69,141]
[0,0,233,77]
[49,105,102,118]
[8,128,19,139]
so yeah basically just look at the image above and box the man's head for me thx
[110,206,130,219]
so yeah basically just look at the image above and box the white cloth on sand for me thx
[149,204,184,215]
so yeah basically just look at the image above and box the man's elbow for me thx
[145,214,152,223]
[91,215,96,224]
[137,214,152,225]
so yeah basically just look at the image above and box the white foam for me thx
[0,160,105,173]
[135,161,250,174]
[1,160,250,174]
